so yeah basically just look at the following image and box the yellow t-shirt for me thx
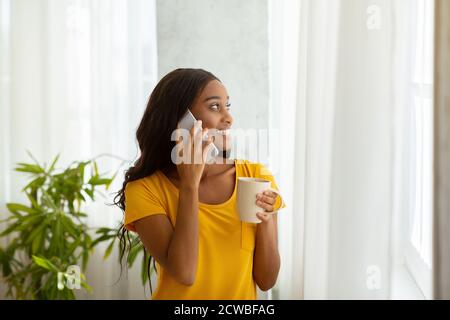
[124,159,285,300]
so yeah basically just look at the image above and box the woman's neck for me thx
[166,157,233,181]
[201,157,227,178]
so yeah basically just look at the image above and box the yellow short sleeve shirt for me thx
[124,159,285,300]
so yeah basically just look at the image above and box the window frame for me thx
[403,0,435,301]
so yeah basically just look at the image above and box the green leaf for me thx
[90,234,114,248]
[141,252,150,285]
[60,215,79,238]
[95,227,115,234]
[47,153,60,173]
[103,239,115,260]
[87,176,112,186]
[26,150,42,167]
[84,233,93,249]
[80,280,93,294]
[25,221,48,245]
[40,192,59,211]
[6,203,36,214]
[127,242,142,268]
[22,176,47,192]
[25,191,40,209]
[0,221,21,237]
[105,166,120,191]
[16,214,44,232]
[0,215,16,223]
[79,162,86,180]
[48,219,62,256]
[0,247,13,277]
[14,163,45,174]
[31,232,43,254]
[93,161,99,176]
[32,256,59,273]
[83,188,95,201]
[82,249,89,271]
[76,192,86,204]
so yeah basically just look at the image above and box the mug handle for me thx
[262,187,285,215]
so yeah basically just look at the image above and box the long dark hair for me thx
[112,68,221,295]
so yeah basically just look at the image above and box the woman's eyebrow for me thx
[203,96,229,102]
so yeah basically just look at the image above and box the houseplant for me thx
[0,151,148,299]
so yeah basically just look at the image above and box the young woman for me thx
[114,68,285,300]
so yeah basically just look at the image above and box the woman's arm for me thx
[166,184,199,284]
[253,214,280,291]
[135,184,199,286]
[135,121,212,286]
[252,190,281,291]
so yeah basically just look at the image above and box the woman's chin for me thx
[221,147,232,159]
[213,134,231,150]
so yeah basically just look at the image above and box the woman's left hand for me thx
[255,190,279,223]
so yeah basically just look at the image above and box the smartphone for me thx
[178,110,220,162]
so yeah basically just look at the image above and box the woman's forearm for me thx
[253,216,280,291]
[166,184,199,285]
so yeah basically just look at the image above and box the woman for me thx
[114,68,285,300]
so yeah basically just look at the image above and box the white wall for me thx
[156,0,269,135]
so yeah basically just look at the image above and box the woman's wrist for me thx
[179,182,199,192]
[257,214,277,230]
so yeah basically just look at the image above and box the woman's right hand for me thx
[174,120,213,188]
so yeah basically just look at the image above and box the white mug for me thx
[237,177,284,224]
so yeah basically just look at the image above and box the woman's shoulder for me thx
[235,159,259,166]
[125,171,164,195]
[235,159,274,178]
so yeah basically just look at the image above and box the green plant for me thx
[0,151,123,299]
[93,226,153,292]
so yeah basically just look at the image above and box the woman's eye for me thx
[210,103,231,111]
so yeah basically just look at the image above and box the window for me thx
[405,0,434,300]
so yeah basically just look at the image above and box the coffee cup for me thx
[237,177,284,224]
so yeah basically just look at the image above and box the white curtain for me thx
[0,0,158,299]
[270,0,431,299]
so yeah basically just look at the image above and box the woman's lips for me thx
[215,129,230,135]
[209,128,231,150]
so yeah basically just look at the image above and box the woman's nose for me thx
[223,110,233,127]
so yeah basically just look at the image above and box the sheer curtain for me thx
[0,0,157,299]
[270,0,430,299]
